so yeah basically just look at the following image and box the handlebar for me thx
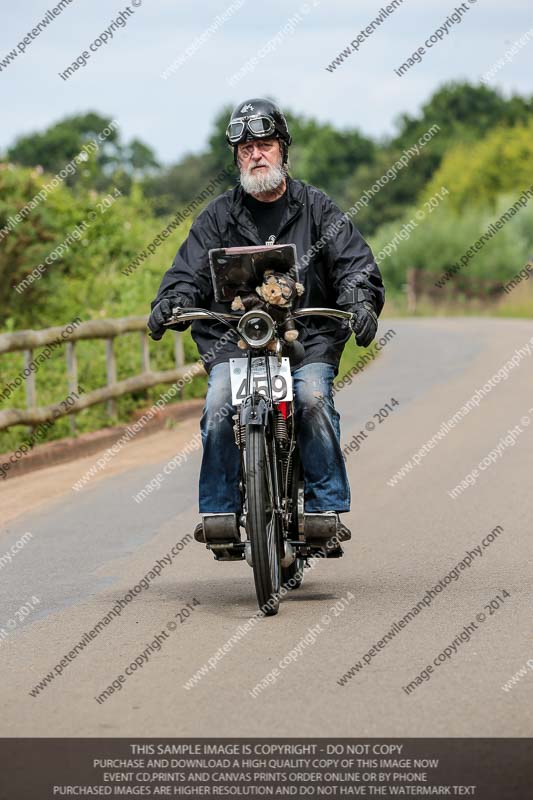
[291,308,353,321]
[163,307,354,326]
[164,309,239,324]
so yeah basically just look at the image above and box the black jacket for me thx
[151,176,385,374]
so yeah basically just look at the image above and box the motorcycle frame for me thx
[162,305,353,558]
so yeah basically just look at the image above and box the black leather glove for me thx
[350,302,378,347]
[337,276,379,348]
[148,293,193,341]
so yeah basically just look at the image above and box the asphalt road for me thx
[1,317,532,737]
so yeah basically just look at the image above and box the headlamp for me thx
[237,310,275,349]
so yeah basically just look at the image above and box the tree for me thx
[126,139,161,178]
[143,152,227,215]
[392,82,533,156]
[6,112,159,188]
[337,82,533,234]
[143,105,237,216]
[338,147,437,235]
[423,120,533,211]
[7,113,117,175]
[285,113,375,199]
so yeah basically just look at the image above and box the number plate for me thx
[229,357,293,405]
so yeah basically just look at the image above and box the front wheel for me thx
[246,426,281,616]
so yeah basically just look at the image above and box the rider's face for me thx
[237,138,281,168]
[237,139,285,194]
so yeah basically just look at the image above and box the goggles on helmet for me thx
[226,114,277,144]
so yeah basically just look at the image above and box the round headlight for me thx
[237,309,275,348]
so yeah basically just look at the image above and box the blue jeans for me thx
[199,361,350,514]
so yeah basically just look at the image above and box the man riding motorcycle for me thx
[148,98,385,552]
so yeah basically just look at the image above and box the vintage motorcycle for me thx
[163,245,354,616]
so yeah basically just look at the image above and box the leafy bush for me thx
[423,120,533,212]
[370,193,532,293]
[0,164,202,454]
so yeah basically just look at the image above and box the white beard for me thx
[239,157,286,195]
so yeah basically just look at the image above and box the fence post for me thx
[24,350,36,409]
[174,332,184,399]
[66,341,78,434]
[24,349,36,437]
[406,267,418,314]
[105,338,117,418]
[140,331,150,374]
[139,330,151,403]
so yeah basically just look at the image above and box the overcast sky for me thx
[1,0,532,165]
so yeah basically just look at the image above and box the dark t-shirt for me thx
[243,190,288,245]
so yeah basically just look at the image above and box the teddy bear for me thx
[231,270,304,350]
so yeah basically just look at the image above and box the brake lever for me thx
[163,305,193,326]
[167,305,185,323]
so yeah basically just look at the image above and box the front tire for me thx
[246,426,281,616]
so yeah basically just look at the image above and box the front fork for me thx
[238,393,286,564]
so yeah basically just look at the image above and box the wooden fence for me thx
[405,267,508,312]
[0,317,200,433]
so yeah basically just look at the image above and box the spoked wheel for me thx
[246,426,281,616]
[282,450,305,590]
